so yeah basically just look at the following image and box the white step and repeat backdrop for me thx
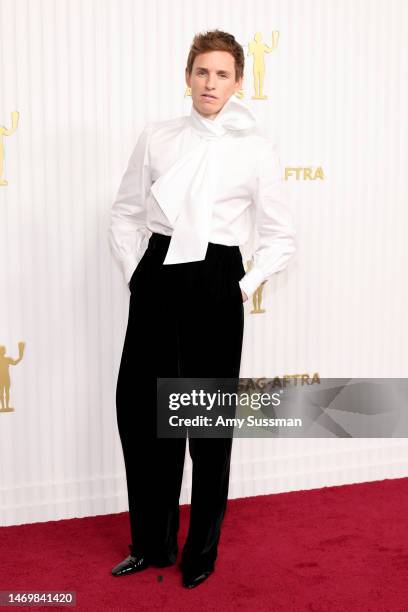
[1,0,407,526]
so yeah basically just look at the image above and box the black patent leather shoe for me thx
[182,568,214,589]
[111,553,149,577]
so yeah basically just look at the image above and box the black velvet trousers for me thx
[115,232,245,575]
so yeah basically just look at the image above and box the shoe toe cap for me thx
[111,555,149,576]
[182,569,213,588]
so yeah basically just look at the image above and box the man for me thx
[109,29,296,589]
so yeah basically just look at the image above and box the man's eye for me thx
[197,72,228,78]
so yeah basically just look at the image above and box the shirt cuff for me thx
[238,266,266,300]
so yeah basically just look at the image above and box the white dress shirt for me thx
[109,94,296,299]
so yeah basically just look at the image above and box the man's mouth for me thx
[201,94,217,100]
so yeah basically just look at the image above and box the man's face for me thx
[185,51,243,120]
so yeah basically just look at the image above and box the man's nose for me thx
[205,77,216,89]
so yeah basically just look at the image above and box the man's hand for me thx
[241,289,248,302]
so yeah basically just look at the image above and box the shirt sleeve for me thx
[238,139,296,299]
[108,122,153,285]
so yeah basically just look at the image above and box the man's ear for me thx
[185,68,191,87]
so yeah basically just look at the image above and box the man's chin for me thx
[194,97,223,116]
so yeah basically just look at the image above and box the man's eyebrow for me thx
[195,67,231,75]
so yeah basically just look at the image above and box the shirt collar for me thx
[189,94,257,139]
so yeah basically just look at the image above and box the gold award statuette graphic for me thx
[0,342,25,412]
[247,31,279,100]
[0,111,19,186]
[245,260,267,314]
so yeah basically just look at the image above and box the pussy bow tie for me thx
[149,94,258,265]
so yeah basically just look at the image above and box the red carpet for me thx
[2,477,408,611]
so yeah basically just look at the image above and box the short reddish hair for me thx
[186,29,244,82]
